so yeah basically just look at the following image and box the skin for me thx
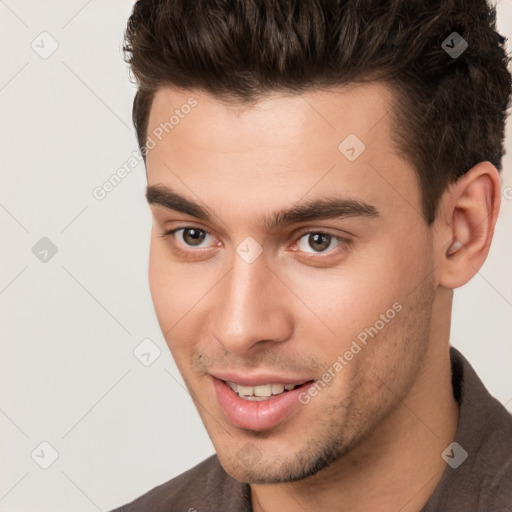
[144,83,501,512]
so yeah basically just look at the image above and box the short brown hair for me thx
[124,0,511,223]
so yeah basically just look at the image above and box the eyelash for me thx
[159,226,351,260]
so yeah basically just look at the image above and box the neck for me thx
[251,287,459,512]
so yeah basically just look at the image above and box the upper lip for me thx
[210,371,313,387]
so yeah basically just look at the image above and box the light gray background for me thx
[1,1,511,511]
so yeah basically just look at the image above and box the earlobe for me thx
[436,162,501,289]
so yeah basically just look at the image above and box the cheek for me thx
[148,240,172,323]
[278,253,405,347]
[148,239,199,336]
[147,238,219,357]
[278,234,429,372]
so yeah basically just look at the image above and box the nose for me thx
[211,251,294,355]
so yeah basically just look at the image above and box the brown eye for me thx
[308,233,331,251]
[181,228,207,246]
[297,232,340,253]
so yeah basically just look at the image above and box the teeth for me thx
[227,381,238,393]
[237,385,254,396]
[226,381,300,399]
[272,383,285,394]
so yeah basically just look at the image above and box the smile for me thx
[212,377,314,430]
[226,382,302,400]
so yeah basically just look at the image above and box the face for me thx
[145,84,437,484]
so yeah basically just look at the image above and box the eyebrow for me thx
[146,184,379,230]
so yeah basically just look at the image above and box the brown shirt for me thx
[111,347,512,511]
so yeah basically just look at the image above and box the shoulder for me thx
[470,392,512,510]
[109,454,250,512]
[454,346,512,504]
[422,348,512,511]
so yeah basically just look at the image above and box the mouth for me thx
[212,377,315,430]
[225,381,307,401]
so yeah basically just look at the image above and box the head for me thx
[124,0,510,484]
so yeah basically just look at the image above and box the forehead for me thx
[147,83,395,155]
[144,83,420,228]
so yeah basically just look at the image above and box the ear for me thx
[434,162,501,289]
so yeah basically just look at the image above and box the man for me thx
[112,0,512,510]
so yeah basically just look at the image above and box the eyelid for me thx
[160,224,351,257]
[160,226,220,249]
[290,228,351,258]
[291,225,351,240]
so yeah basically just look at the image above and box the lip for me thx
[212,376,314,431]
[210,371,311,387]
